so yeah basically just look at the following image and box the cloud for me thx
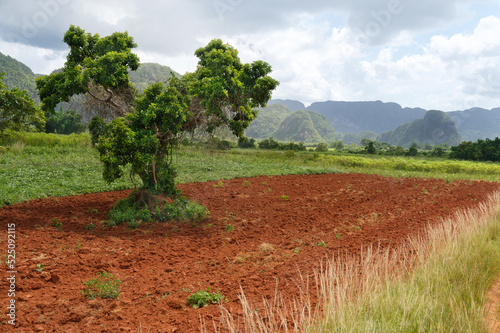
[0,0,499,110]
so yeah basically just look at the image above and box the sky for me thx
[1,0,500,111]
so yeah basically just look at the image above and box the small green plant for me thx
[315,240,327,247]
[242,180,251,186]
[89,208,98,214]
[86,222,95,230]
[225,224,235,232]
[336,233,342,239]
[281,195,290,201]
[52,218,62,229]
[187,288,226,309]
[35,263,45,272]
[213,180,224,188]
[80,272,121,300]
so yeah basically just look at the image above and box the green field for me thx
[2,133,500,207]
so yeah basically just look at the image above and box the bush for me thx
[187,289,226,309]
[238,137,256,149]
[80,272,121,300]
[107,190,209,226]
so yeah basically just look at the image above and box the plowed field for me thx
[1,173,499,332]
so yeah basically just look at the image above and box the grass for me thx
[2,134,500,208]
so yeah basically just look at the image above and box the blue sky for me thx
[1,0,500,111]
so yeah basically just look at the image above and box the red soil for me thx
[1,173,499,332]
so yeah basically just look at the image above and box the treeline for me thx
[449,138,500,162]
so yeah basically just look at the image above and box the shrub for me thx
[315,143,329,152]
[80,272,121,300]
[187,289,225,309]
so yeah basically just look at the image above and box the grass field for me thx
[2,134,500,207]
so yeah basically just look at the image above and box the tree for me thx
[36,25,140,121]
[364,140,376,154]
[45,109,86,134]
[0,72,45,136]
[88,38,278,220]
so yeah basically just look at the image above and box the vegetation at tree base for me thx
[377,110,462,148]
[0,72,45,136]
[45,109,86,134]
[449,137,500,162]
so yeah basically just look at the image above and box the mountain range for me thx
[1,52,499,144]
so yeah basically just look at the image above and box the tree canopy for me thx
[89,38,279,198]
[36,25,140,120]
[0,72,45,135]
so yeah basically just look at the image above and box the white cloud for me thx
[0,0,499,110]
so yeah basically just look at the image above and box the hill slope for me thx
[377,110,462,147]
[273,109,336,143]
[448,107,500,142]
[0,52,39,101]
[268,99,305,112]
[245,103,292,139]
[307,100,427,134]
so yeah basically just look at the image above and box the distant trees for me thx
[45,109,86,134]
[258,137,306,151]
[449,138,500,162]
[0,72,45,136]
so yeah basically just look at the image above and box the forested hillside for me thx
[376,110,462,147]
[245,103,292,139]
[306,100,427,134]
[0,52,39,101]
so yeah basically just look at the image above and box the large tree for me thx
[89,39,279,200]
[36,25,139,121]
[0,72,45,136]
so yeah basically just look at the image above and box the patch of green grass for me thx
[187,288,226,309]
[80,271,121,300]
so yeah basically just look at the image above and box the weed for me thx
[35,263,45,272]
[86,222,95,231]
[225,224,235,232]
[242,180,251,186]
[315,240,327,247]
[75,244,82,250]
[89,208,98,214]
[52,219,62,229]
[213,180,224,188]
[336,233,342,239]
[80,272,121,300]
[187,288,226,309]
[281,195,290,201]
